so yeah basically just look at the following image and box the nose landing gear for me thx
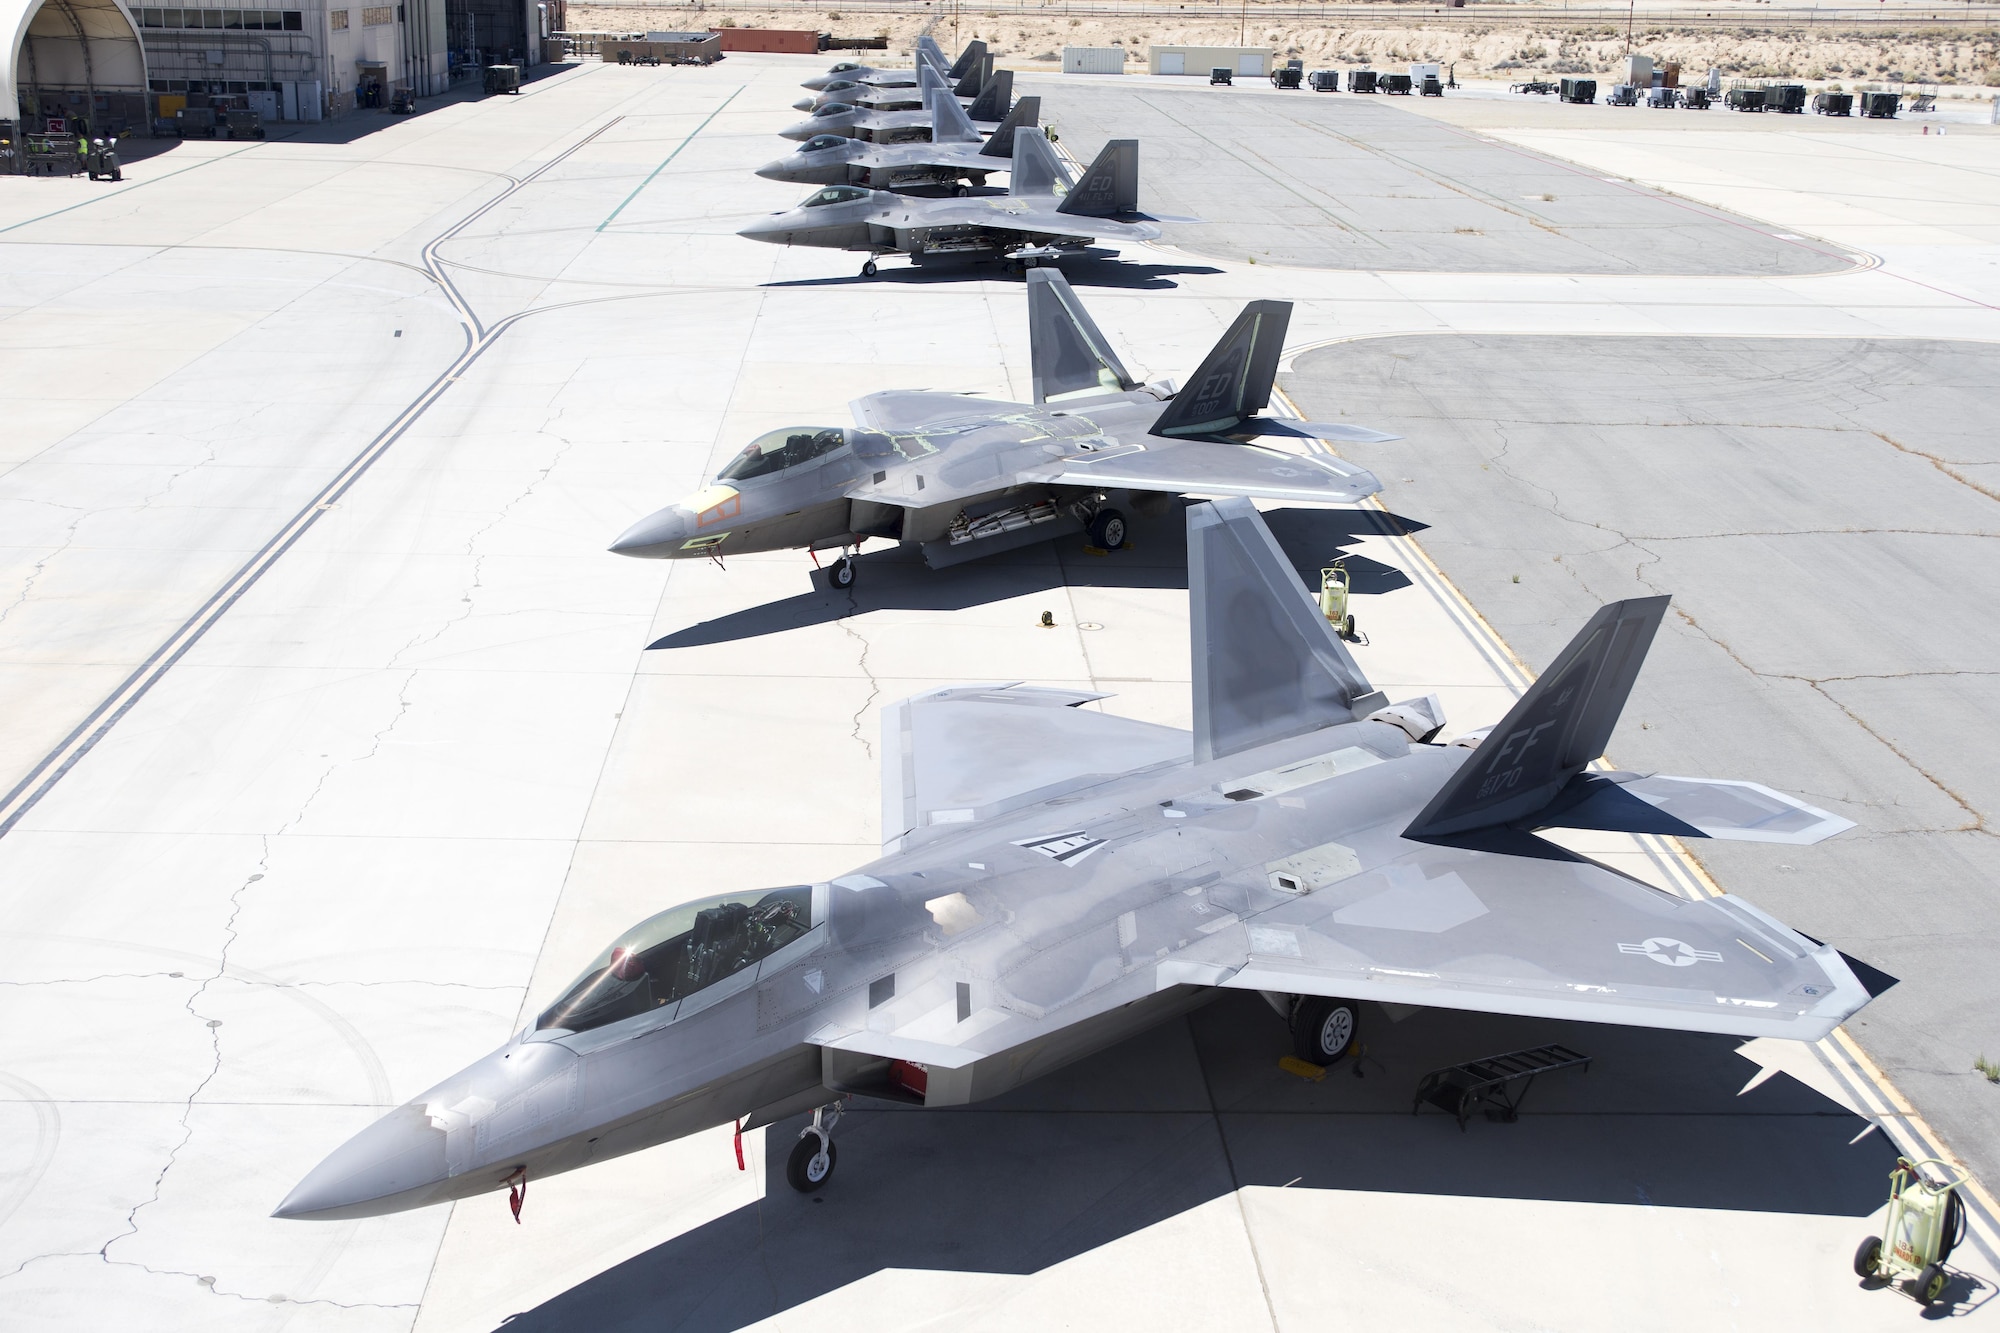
[786,1100,846,1192]
[860,259,879,278]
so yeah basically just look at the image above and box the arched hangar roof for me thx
[6,0,148,120]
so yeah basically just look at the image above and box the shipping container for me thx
[1063,46,1126,75]
[710,28,818,54]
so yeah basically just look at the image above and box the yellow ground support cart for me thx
[1319,561,1357,641]
[1854,1157,1968,1307]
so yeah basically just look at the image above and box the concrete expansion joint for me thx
[1668,607,1990,838]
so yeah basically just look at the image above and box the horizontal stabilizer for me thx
[1027,268,1137,402]
[1405,597,1669,843]
[968,67,1011,122]
[1149,302,1291,439]
[1188,498,1383,763]
[1055,440,1380,505]
[1596,774,1855,844]
[1057,140,1139,217]
[1235,418,1401,446]
[978,97,1039,158]
[1009,127,1072,198]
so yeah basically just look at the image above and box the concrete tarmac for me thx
[0,52,1995,1332]
[1046,78,1857,274]
[1283,333,2000,1193]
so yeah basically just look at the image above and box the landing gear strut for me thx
[828,554,855,589]
[786,1100,845,1193]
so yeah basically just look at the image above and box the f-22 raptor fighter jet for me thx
[798,36,983,94]
[759,92,1041,191]
[793,50,989,113]
[610,269,1388,584]
[780,66,1013,143]
[276,499,1876,1220]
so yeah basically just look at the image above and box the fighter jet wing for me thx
[1052,438,1381,504]
[881,683,1191,851]
[1198,842,1873,1041]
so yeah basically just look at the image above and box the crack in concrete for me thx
[837,583,878,762]
[1871,428,2000,506]
[0,501,87,630]
[104,1256,419,1311]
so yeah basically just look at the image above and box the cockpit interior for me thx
[536,886,815,1035]
[716,427,849,482]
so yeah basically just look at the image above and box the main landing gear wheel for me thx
[787,1132,836,1192]
[1087,508,1127,550]
[1291,997,1360,1065]
[861,259,878,278]
[828,556,855,589]
[953,184,970,197]
[786,1101,844,1193]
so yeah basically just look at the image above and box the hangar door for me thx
[1237,53,1260,75]
[1159,52,1183,74]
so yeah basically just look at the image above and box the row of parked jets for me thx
[274,39,1884,1225]
[737,36,1169,277]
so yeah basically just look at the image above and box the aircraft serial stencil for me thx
[609,269,1391,586]
[278,500,1879,1220]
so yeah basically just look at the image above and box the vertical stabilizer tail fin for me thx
[1188,498,1382,763]
[1008,127,1073,197]
[1027,269,1138,403]
[947,38,986,78]
[927,85,981,144]
[967,66,1010,120]
[1404,596,1671,841]
[1055,139,1138,216]
[1148,302,1291,439]
[978,97,1039,157]
[953,52,989,97]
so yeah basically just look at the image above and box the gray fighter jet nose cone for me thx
[272,1103,446,1220]
[735,215,791,245]
[754,159,790,180]
[609,505,695,556]
[778,122,817,142]
[791,97,814,112]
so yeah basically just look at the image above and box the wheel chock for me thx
[1279,1056,1328,1082]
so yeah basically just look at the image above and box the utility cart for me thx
[1855,1158,1969,1307]
[1414,1044,1592,1130]
[1319,561,1357,641]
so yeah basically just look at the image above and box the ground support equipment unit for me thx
[1413,1045,1592,1130]
[1309,70,1338,91]
[1814,91,1853,116]
[1558,78,1595,104]
[1607,83,1639,106]
[1768,83,1807,113]
[1347,69,1377,93]
[1510,80,1557,95]
[1209,67,1233,86]
[1680,87,1711,109]
[1855,1158,1969,1307]
[1379,73,1413,94]
[1862,91,1900,118]
[1726,87,1766,112]
[485,65,522,95]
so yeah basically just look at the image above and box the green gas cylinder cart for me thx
[1854,1157,1968,1306]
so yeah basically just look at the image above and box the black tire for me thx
[1852,1235,1882,1280]
[954,184,969,197]
[828,556,854,589]
[1342,613,1356,641]
[786,1132,836,1193]
[1088,509,1127,550]
[1291,997,1359,1065]
[860,259,878,278]
[1917,1262,1948,1306]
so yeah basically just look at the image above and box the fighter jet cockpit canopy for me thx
[812,102,857,118]
[716,426,852,483]
[827,61,861,73]
[801,185,870,208]
[535,886,817,1035]
[802,135,850,153]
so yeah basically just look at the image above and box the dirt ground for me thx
[573,5,2000,95]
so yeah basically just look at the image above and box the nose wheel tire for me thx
[828,556,855,589]
[1087,509,1128,550]
[861,259,878,277]
[1291,997,1360,1065]
[787,1131,837,1192]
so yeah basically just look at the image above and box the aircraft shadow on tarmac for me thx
[760,255,1225,292]
[648,503,1418,651]
[498,992,1933,1332]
